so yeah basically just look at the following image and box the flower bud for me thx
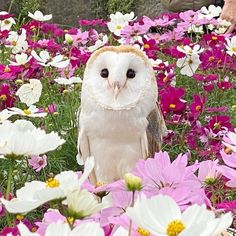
[67,189,103,219]
[124,173,142,191]
[65,33,73,45]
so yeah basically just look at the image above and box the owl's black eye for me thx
[100,68,109,78]
[126,69,136,79]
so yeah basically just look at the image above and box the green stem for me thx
[128,191,135,236]
[8,0,15,13]
[6,160,14,226]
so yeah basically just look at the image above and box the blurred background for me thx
[0,0,164,26]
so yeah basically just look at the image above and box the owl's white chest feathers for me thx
[79,86,156,182]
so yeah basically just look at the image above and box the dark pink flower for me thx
[208,115,233,134]
[160,86,187,115]
[0,83,15,109]
[216,200,236,213]
[190,94,206,119]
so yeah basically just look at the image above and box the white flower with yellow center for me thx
[9,52,32,66]
[177,45,204,56]
[28,10,52,22]
[1,157,94,213]
[6,29,28,54]
[176,53,201,77]
[107,12,136,36]
[126,194,232,236]
[8,105,47,118]
[225,36,236,57]
[17,221,104,236]
[31,50,70,68]
[16,79,42,107]
[0,11,16,31]
[0,119,64,158]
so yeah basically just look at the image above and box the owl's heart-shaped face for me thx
[83,46,156,110]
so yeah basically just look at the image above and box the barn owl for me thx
[77,45,167,183]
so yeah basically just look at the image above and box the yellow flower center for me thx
[166,220,185,236]
[163,76,168,83]
[195,105,201,111]
[31,227,37,232]
[0,94,7,101]
[116,25,122,30]
[66,217,74,224]
[205,176,216,185]
[96,181,105,187]
[188,49,193,54]
[4,66,11,73]
[213,122,221,130]
[209,56,215,62]
[169,103,176,109]
[46,178,60,188]
[144,44,150,49]
[11,40,17,46]
[4,19,10,25]
[16,214,24,220]
[211,36,218,40]
[224,146,232,154]
[23,109,31,115]
[232,47,236,52]
[136,227,150,236]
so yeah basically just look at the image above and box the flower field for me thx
[0,5,236,235]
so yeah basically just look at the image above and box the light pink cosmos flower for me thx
[133,151,209,208]
[218,150,236,188]
[198,160,221,184]
[28,155,47,172]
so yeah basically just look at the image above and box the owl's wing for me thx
[146,104,167,157]
[77,107,90,165]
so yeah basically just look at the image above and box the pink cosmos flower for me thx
[0,83,15,109]
[28,155,47,172]
[160,86,187,115]
[0,64,21,80]
[190,94,206,119]
[197,160,221,184]
[207,115,233,134]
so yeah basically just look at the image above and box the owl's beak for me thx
[113,81,121,99]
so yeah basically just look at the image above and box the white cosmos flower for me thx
[67,189,103,219]
[188,25,204,34]
[176,53,201,77]
[16,79,42,106]
[6,29,28,54]
[0,109,13,123]
[54,76,82,85]
[214,19,231,34]
[225,36,236,56]
[31,50,70,68]
[0,11,16,31]
[28,10,52,21]
[8,105,47,118]
[17,221,104,236]
[108,12,136,36]
[1,157,94,213]
[199,5,222,20]
[0,119,65,158]
[88,35,108,52]
[9,52,32,66]
[126,194,232,236]
[177,44,204,56]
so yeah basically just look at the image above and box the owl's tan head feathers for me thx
[88,45,151,67]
